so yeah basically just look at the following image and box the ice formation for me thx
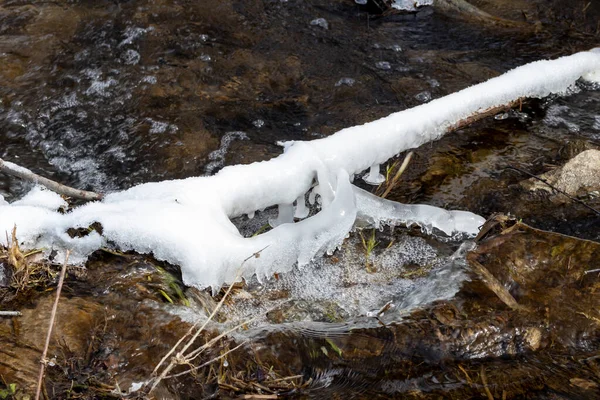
[1,49,599,289]
[391,0,434,12]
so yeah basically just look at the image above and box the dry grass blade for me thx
[147,249,267,395]
[381,151,413,199]
[35,250,70,400]
[164,340,248,380]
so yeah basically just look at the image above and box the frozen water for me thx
[1,49,599,289]
[310,18,329,29]
[363,164,385,185]
[391,0,434,11]
[353,186,484,237]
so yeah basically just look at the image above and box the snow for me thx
[1,49,599,289]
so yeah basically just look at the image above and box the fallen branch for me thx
[0,158,103,201]
[35,250,70,400]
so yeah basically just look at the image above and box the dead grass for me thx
[1,225,52,294]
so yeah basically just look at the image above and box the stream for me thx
[1,0,600,398]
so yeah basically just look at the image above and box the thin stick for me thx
[469,259,527,311]
[506,165,600,216]
[35,250,70,400]
[0,158,103,201]
[0,311,22,317]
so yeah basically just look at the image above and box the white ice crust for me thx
[1,50,599,289]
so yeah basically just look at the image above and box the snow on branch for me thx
[1,49,599,290]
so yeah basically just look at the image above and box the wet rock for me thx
[522,149,600,198]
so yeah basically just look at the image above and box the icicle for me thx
[247,211,255,219]
[294,194,309,219]
[363,164,385,185]
[353,186,484,237]
[269,203,294,227]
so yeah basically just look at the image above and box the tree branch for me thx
[0,158,103,201]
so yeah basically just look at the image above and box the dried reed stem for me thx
[34,250,70,400]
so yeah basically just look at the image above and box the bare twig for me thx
[480,365,494,400]
[35,250,70,400]
[0,158,103,201]
[0,311,22,317]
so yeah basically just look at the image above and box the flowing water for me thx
[1,0,599,398]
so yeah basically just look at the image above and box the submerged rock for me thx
[522,149,600,198]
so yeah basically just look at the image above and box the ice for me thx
[391,0,433,11]
[294,194,310,219]
[353,186,485,236]
[363,164,385,185]
[395,241,474,314]
[310,18,329,29]
[269,203,294,227]
[355,0,368,5]
[1,49,599,289]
